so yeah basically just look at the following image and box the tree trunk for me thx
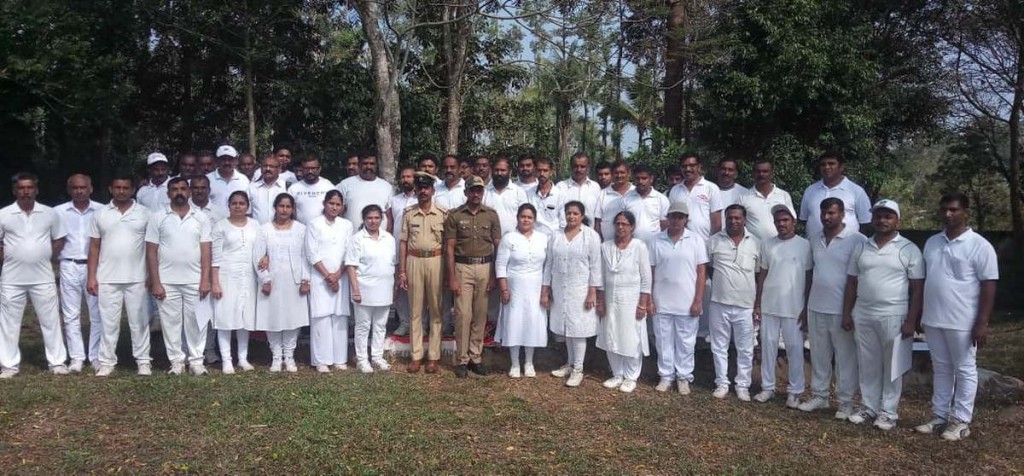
[180,32,195,151]
[442,4,471,155]
[557,104,572,177]
[355,0,400,182]
[1008,47,1023,259]
[661,0,686,142]
[244,17,257,156]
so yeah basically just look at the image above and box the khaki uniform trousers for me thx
[408,255,444,360]
[454,262,490,365]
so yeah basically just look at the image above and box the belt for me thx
[409,248,442,258]
[62,259,88,265]
[455,255,493,265]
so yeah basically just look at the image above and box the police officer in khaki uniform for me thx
[399,172,447,374]
[444,175,502,378]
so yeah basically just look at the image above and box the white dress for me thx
[211,218,260,331]
[542,226,603,338]
[255,222,311,332]
[304,215,355,318]
[495,230,549,347]
[596,238,652,358]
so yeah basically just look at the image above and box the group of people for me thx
[0,147,997,442]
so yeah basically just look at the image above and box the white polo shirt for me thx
[648,231,708,316]
[388,191,418,239]
[623,188,669,244]
[846,233,925,316]
[554,177,602,224]
[344,229,397,306]
[435,179,467,210]
[922,229,999,331]
[799,177,872,239]
[206,169,250,216]
[719,183,748,223]
[738,185,794,240]
[483,181,528,235]
[288,178,335,225]
[136,179,170,212]
[336,175,393,230]
[759,235,813,318]
[668,177,723,240]
[528,184,565,237]
[594,185,634,240]
[248,178,287,224]
[808,226,868,314]
[145,205,212,285]
[58,200,102,260]
[708,230,760,308]
[0,202,67,285]
[516,179,538,195]
[90,201,150,284]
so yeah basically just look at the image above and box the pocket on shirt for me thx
[738,252,757,272]
[949,256,970,280]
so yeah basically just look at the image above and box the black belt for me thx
[63,259,88,265]
[455,255,493,265]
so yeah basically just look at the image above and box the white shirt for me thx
[623,188,669,244]
[708,230,760,308]
[90,201,150,284]
[190,200,228,224]
[516,179,538,195]
[808,226,868,314]
[207,169,251,217]
[594,185,635,240]
[922,229,999,331]
[718,184,748,223]
[759,235,812,318]
[344,229,397,306]
[0,202,66,285]
[799,177,872,239]
[648,230,708,316]
[846,233,925,316]
[484,181,528,235]
[388,191,418,242]
[136,179,170,212]
[668,177,723,240]
[528,184,565,237]
[739,185,794,241]
[288,178,335,225]
[434,179,467,211]
[145,205,213,285]
[554,177,602,224]
[336,175,393,230]
[58,200,102,260]
[248,178,287,224]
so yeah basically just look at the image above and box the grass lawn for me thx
[0,311,1022,474]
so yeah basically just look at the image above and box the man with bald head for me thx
[248,155,287,223]
[58,174,103,372]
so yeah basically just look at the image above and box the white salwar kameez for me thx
[346,229,396,366]
[542,226,602,371]
[596,238,652,382]
[255,222,310,363]
[495,230,549,371]
[304,215,354,367]
[212,218,260,364]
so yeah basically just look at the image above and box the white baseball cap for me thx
[216,145,238,158]
[770,203,796,218]
[146,152,168,165]
[871,199,901,219]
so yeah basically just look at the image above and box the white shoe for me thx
[798,396,830,412]
[357,360,374,374]
[566,369,584,387]
[393,322,410,336]
[655,379,673,392]
[619,380,637,393]
[834,405,855,421]
[785,394,801,409]
[941,419,971,441]
[753,390,775,403]
[523,364,536,378]
[204,349,220,364]
[508,367,521,378]
[677,380,691,395]
[222,362,235,375]
[269,357,283,373]
[848,410,875,425]
[0,369,17,379]
[316,365,331,373]
[333,364,348,371]
[914,416,948,434]
[603,376,624,389]
[372,358,391,371]
[95,365,114,377]
[237,360,255,372]
[284,358,298,373]
[873,415,897,431]
[169,362,186,375]
[551,365,571,378]
[713,385,729,399]
[137,363,152,376]
[51,365,70,375]
[736,388,751,402]
[190,363,208,375]
[69,359,84,373]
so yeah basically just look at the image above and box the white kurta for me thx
[345,229,397,306]
[495,230,549,347]
[542,226,603,338]
[255,222,311,331]
[596,239,652,358]
[212,218,260,330]
[305,215,355,318]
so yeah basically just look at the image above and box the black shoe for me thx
[468,362,488,376]
[454,364,468,379]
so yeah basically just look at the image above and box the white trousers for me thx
[653,313,699,382]
[59,261,101,363]
[708,302,754,389]
[158,284,205,366]
[925,325,978,423]
[564,336,587,370]
[854,313,904,419]
[97,282,151,367]
[607,351,642,381]
[354,304,389,363]
[267,329,299,359]
[760,314,806,394]
[0,283,68,370]
[808,311,858,405]
[311,314,348,366]
[217,329,250,363]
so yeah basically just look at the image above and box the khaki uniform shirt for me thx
[400,202,447,252]
[444,204,501,258]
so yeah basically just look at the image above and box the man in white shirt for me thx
[798,197,866,418]
[647,202,707,395]
[248,155,286,224]
[388,165,419,337]
[753,204,812,408]
[189,175,226,364]
[739,159,794,240]
[344,152,360,180]
[527,158,564,236]
[238,153,258,181]
[206,145,250,217]
[842,199,924,430]
[668,152,723,240]
[716,158,748,221]
[146,177,213,376]
[799,152,872,239]
[197,152,216,175]
[252,147,298,186]
[177,153,199,180]
[914,193,999,441]
[0,173,70,378]
[288,155,335,225]
[417,153,440,180]
[136,152,172,211]
[483,156,527,235]
[515,155,538,194]
[87,175,153,376]
[336,153,393,230]
[435,154,467,211]
[593,160,635,240]
[554,152,602,227]
[594,161,613,190]
[57,174,103,372]
[707,204,759,400]
[623,164,669,244]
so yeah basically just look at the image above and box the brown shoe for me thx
[425,360,440,374]
[408,360,422,373]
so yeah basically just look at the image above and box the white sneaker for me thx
[357,360,374,374]
[834,405,855,421]
[269,357,283,373]
[677,380,691,395]
[603,376,624,389]
[655,379,673,392]
[190,363,208,376]
[204,349,220,364]
[941,419,971,441]
[785,394,801,409]
[0,369,17,379]
[372,358,391,371]
[523,364,536,378]
[736,388,751,402]
[237,360,255,372]
[566,369,584,387]
[284,358,298,373]
[619,380,637,393]
[914,416,948,434]
[551,365,571,378]
[508,367,521,378]
[137,363,152,376]
[873,415,897,431]
[798,396,830,412]
[713,385,730,399]
[753,390,775,403]
[848,410,875,425]
[69,359,84,373]
[393,322,410,336]
[169,362,186,375]
[51,365,70,375]
[333,364,348,371]
[95,365,114,377]
[222,361,235,375]
[315,365,331,373]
